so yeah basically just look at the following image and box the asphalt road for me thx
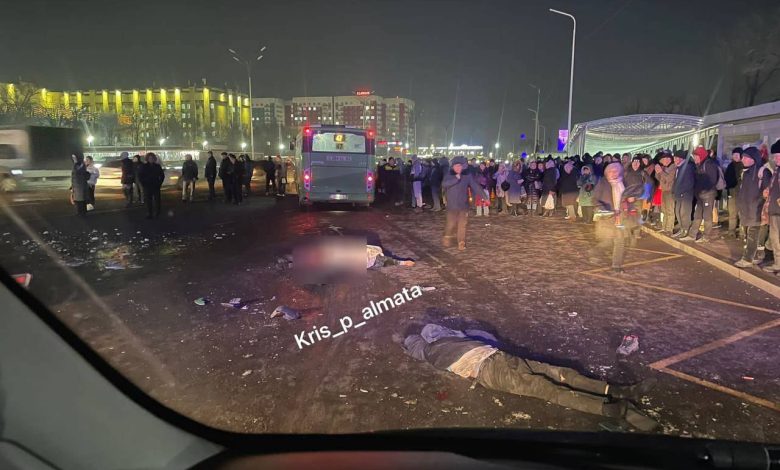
[1,187,778,442]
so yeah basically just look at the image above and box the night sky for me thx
[1,0,777,150]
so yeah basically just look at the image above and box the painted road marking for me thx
[655,367,780,413]
[582,249,780,413]
[649,317,780,370]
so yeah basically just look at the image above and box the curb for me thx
[641,226,780,301]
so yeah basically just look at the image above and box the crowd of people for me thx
[70,151,293,219]
[380,140,780,272]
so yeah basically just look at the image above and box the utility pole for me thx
[549,8,576,154]
[228,45,267,158]
[449,79,460,148]
[529,84,540,156]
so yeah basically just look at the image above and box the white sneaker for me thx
[86,204,94,211]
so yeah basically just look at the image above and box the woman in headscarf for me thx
[506,160,527,216]
[70,153,90,216]
[474,161,491,216]
[558,159,580,221]
[591,162,644,273]
[493,162,510,214]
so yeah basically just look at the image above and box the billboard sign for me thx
[558,129,569,152]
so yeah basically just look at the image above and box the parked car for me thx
[96,158,183,189]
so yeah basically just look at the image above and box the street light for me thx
[87,135,94,146]
[241,142,247,151]
[529,84,541,156]
[278,143,285,151]
[159,137,166,146]
[202,140,208,149]
[550,8,576,154]
[228,45,267,160]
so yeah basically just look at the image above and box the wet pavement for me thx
[1,188,778,443]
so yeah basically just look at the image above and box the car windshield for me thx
[1,0,779,444]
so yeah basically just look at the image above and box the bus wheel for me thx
[0,176,17,192]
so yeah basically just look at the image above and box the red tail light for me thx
[304,127,312,136]
[366,170,374,192]
[367,129,375,139]
[303,169,311,190]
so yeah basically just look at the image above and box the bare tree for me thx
[721,6,780,107]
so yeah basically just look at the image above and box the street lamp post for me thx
[539,125,547,153]
[529,84,540,156]
[549,8,576,154]
[228,45,267,160]
[527,107,539,155]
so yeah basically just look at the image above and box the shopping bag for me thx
[543,194,555,210]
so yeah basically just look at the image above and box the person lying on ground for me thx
[402,323,659,431]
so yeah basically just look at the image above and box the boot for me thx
[609,378,657,401]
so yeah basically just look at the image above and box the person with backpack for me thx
[688,145,721,243]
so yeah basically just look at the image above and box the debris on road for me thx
[742,376,755,381]
[221,298,243,308]
[421,286,436,292]
[241,370,252,377]
[492,397,504,407]
[403,399,417,405]
[359,389,369,393]
[193,297,209,306]
[271,305,301,320]
[568,311,578,317]
[435,390,449,401]
[616,334,639,356]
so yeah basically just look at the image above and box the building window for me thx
[211,121,216,128]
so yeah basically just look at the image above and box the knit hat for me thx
[732,147,744,155]
[673,149,688,159]
[120,151,129,159]
[693,146,708,160]
[451,156,467,166]
[771,140,780,155]
[742,146,760,162]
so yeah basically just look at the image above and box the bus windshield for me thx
[312,132,366,153]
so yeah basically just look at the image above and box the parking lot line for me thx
[649,317,780,370]
[655,367,780,413]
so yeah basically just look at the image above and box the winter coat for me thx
[493,169,509,197]
[506,169,525,204]
[233,159,245,182]
[672,160,696,200]
[593,178,644,212]
[443,172,486,211]
[524,169,541,197]
[694,158,719,197]
[205,156,217,179]
[244,159,254,183]
[736,164,766,227]
[430,162,443,187]
[71,162,89,202]
[138,162,165,190]
[623,167,646,196]
[486,165,498,190]
[218,157,233,180]
[120,158,135,185]
[262,159,276,179]
[577,172,596,207]
[181,160,198,181]
[655,164,675,192]
[724,161,743,190]
[767,170,780,217]
[133,161,143,182]
[557,166,580,206]
[86,164,100,187]
[541,167,558,193]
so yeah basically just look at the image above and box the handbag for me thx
[543,193,555,210]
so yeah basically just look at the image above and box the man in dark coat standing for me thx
[218,152,234,203]
[138,153,165,219]
[671,150,696,240]
[734,147,767,268]
[262,156,276,196]
[761,141,780,273]
[558,159,580,221]
[231,154,244,205]
[724,147,743,238]
[689,146,720,243]
[442,156,487,251]
[204,151,217,201]
[119,151,135,207]
[71,153,90,216]
[181,154,198,202]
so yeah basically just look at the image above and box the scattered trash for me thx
[271,305,301,320]
[568,311,578,317]
[221,298,242,308]
[599,422,625,432]
[616,334,639,356]
[242,353,253,359]
[11,273,32,288]
[390,392,398,398]
[104,261,127,270]
[359,389,369,393]
[339,394,347,398]
[493,397,504,407]
[403,399,417,405]
[742,376,755,381]
[193,297,209,306]
[484,223,491,226]
[421,286,436,292]
[241,370,252,377]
